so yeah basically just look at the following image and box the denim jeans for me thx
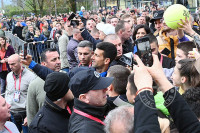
[10,112,28,133]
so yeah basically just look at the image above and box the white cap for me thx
[96,23,115,35]
[81,6,85,11]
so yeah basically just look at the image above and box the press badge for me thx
[14,91,20,103]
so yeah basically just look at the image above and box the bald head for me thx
[8,54,22,75]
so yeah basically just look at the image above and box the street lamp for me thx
[54,0,57,17]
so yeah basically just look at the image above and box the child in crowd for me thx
[33,29,47,56]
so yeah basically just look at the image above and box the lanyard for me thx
[160,54,163,65]
[73,108,105,125]
[66,105,72,115]
[4,126,12,133]
[12,69,23,91]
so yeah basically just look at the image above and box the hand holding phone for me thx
[135,36,153,67]
[23,43,28,59]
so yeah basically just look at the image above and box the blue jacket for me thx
[33,34,47,42]
[79,11,83,17]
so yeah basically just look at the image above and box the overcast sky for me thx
[0,0,12,8]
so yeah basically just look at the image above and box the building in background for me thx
[76,0,199,12]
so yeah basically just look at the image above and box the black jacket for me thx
[134,91,161,132]
[81,29,102,50]
[110,58,127,67]
[68,98,107,133]
[12,26,24,40]
[134,88,200,133]
[25,31,35,42]
[158,53,175,69]
[123,39,133,54]
[81,17,87,26]
[164,88,200,133]
[29,97,73,133]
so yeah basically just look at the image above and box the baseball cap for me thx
[150,10,164,23]
[69,69,114,98]
[96,23,115,35]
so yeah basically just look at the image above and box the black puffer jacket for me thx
[68,98,107,133]
[29,97,73,133]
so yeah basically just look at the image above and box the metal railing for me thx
[5,31,55,63]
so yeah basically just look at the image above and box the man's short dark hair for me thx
[130,10,135,14]
[128,74,137,95]
[78,40,93,51]
[96,42,117,63]
[41,48,57,62]
[177,41,196,57]
[108,65,131,95]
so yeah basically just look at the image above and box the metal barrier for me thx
[5,31,27,54]
[5,31,55,63]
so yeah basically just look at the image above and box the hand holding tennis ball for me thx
[164,4,190,29]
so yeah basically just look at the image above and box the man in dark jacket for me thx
[67,28,84,70]
[68,69,114,133]
[29,72,74,133]
[12,20,24,40]
[115,20,133,54]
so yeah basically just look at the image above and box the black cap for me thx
[150,10,164,23]
[69,69,113,98]
[44,72,70,101]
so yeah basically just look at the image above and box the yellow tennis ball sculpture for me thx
[164,4,190,29]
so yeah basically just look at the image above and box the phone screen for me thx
[136,37,153,67]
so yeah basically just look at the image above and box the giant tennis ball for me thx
[164,4,190,29]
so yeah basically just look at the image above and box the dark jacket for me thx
[164,87,200,133]
[29,97,73,133]
[81,29,102,50]
[123,39,133,54]
[158,53,175,69]
[25,31,35,42]
[109,58,127,67]
[12,26,24,40]
[32,63,54,81]
[68,98,107,133]
[33,34,47,42]
[81,17,87,26]
[134,91,161,132]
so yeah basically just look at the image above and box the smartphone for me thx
[68,13,76,21]
[23,43,28,59]
[70,20,79,27]
[161,48,171,56]
[119,54,132,67]
[135,36,153,67]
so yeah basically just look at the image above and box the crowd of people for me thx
[0,1,200,133]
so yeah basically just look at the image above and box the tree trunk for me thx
[67,0,76,12]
